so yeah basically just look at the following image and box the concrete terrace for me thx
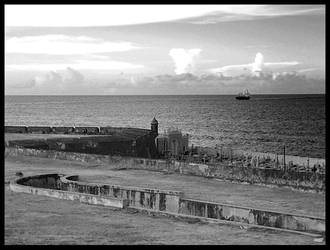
[5,155,325,244]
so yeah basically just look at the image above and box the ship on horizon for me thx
[236,89,251,100]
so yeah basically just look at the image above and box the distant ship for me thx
[236,89,250,100]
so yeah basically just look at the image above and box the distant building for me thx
[155,128,189,157]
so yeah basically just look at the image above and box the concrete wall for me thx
[178,198,325,234]
[5,147,325,193]
[10,176,127,209]
[60,175,183,213]
[10,173,325,235]
[16,173,61,189]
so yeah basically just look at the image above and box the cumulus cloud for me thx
[5,34,140,55]
[209,52,299,76]
[5,70,325,95]
[169,48,202,74]
[31,67,84,89]
[252,52,264,72]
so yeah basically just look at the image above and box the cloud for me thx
[209,52,299,76]
[252,52,264,72]
[31,67,84,89]
[169,48,202,74]
[180,5,325,24]
[5,70,325,95]
[6,5,324,27]
[6,60,145,71]
[5,34,139,54]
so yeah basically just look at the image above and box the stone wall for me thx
[5,125,150,136]
[5,125,158,158]
[179,162,325,192]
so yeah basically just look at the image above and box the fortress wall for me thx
[5,147,325,192]
[27,126,53,134]
[73,127,100,134]
[4,125,150,136]
[178,198,325,234]
[51,126,75,134]
[5,126,28,133]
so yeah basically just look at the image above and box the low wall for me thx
[10,174,128,209]
[5,147,325,193]
[10,173,325,235]
[178,198,325,234]
[179,162,325,193]
[60,175,183,213]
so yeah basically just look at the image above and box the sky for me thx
[5,4,325,95]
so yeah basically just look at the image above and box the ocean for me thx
[5,94,325,159]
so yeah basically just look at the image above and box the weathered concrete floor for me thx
[5,185,323,245]
[81,170,325,218]
[5,155,325,244]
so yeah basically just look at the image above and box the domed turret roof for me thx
[151,117,158,124]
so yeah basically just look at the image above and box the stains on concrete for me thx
[178,198,325,234]
[11,173,325,235]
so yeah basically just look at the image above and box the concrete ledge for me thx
[127,207,323,238]
[178,198,325,234]
[9,173,325,236]
[59,175,183,213]
[61,175,184,196]
[10,175,128,209]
